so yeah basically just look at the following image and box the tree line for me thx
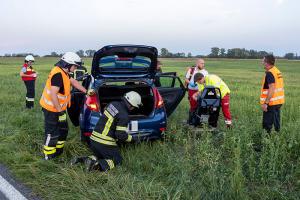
[2,48,299,59]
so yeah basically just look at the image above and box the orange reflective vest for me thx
[40,66,71,112]
[260,66,284,106]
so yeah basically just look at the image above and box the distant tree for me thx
[209,47,220,58]
[284,53,295,59]
[187,52,192,58]
[4,54,11,57]
[219,48,226,58]
[85,50,96,57]
[51,52,59,57]
[76,50,85,57]
[160,48,171,57]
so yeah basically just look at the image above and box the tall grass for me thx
[0,57,299,199]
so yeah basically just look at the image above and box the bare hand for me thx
[192,92,198,100]
[261,104,268,112]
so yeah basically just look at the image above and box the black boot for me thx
[70,156,88,166]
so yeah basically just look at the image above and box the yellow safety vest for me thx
[40,66,71,112]
[260,66,284,105]
[198,74,230,99]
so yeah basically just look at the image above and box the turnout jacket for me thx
[91,100,133,146]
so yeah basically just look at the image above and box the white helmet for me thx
[25,55,35,62]
[61,52,82,66]
[124,91,142,108]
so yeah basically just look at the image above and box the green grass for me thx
[0,57,299,199]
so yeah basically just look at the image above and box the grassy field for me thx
[0,57,299,199]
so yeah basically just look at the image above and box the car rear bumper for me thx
[80,107,167,140]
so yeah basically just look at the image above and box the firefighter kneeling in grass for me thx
[72,91,142,171]
[193,73,232,128]
[40,52,87,160]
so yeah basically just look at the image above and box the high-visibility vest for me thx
[260,66,284,105]
[198,74,230,99]
[21,64,36,81]
[40,66,71,112]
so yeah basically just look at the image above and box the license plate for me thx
[130,121,138,131]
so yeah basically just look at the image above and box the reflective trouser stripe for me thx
[58,114,67,121]
[105,159,115,169]
[102,111,114,136]
[116,126,127,131]
[43,146,56,155]
[56,141,65,149]
[26,97,34,101]
[126,135,132,142]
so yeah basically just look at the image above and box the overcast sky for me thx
[1,0,299,56]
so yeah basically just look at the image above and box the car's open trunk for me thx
[98,82,155,119]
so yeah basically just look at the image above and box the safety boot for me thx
[70,156,88,166]
[84,156,98,172]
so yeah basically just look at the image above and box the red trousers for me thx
[188,89,198,111]
[221,94,232,124]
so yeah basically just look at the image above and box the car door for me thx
[156,72,186,116]
[67,69,90,126]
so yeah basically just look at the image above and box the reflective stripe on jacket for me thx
[21,64,36,81]
[198,74,230,99]
[260,66,284,105]
[39,66,71,112]
[90,101,132,146]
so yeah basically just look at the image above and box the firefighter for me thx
[185,59,208,124]
[260,55,284,133]
[40,52,87,160]
[193,73,232,128]
[20,55,37,109]
[71,91,142,172]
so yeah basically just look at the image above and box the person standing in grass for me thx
[40,52,87,160]
[193,72,232,128]
[185,59,208,124]
[260,54,284,133]
[20,55,37,109]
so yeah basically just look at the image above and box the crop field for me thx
[0,57,299,199]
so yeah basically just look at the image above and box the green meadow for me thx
[0,57,299,199]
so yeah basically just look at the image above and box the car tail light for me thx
[153,88,164,109]
[83,132,92,137]
[159,127,166,132]
[85,94,100,112]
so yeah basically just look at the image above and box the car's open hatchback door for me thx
[156,72,186,116]
[91,45,158,79]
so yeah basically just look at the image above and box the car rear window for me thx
[99,56,151,70]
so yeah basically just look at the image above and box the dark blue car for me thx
[68,45,186,142]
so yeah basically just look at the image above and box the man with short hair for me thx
[185,59,208,124]
[40,52,88,160]
[260,54,284,133]
[193,72,232,128]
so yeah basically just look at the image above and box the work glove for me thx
[58,112,67,122]
[86,89,95,96]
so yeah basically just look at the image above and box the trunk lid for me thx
[91,45,158,79]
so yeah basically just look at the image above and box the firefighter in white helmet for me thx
[40,52,88,160]
[71,91,142,171]
[20,55,37,108]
